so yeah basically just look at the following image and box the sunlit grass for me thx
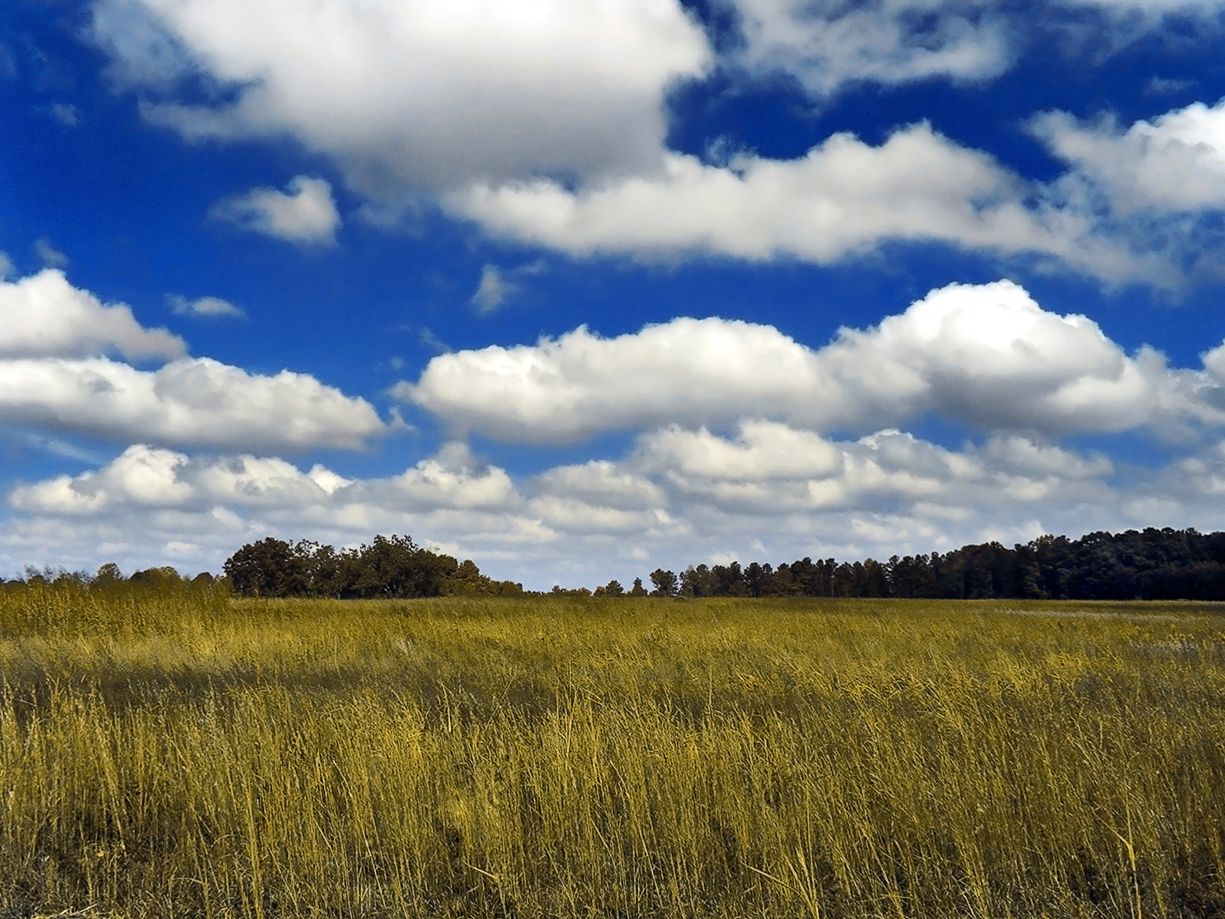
[1,583,1223,917]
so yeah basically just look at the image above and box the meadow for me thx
[0,582,1223,918]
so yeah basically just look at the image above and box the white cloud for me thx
[400,315,827,443]
[0,252,13,280]
[527,495,674,534]
[630,424,984,514]
[0,271,383,452]
[1033,99,1225,215]
[167,293,244,318]
[210,175,341,245]
[0,356,385,451]
[91,0,711,197]
[4,442,534,577]
[975,434,1114,479]
[7,443,519,532]
[816,279,1189,435]
[450,124,1149,280]
[637,420,844,481]
[723,0,1225,102]
[401,279,1221,444]
[536,460,666,509]
[10,445,347,515]
[726,0,1013,96]
[0,269,185,361]
[83,0,1225,283]
[33,238,69,269]
[387,442,518,510]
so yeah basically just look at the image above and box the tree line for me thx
[615,528,1225,601]
[9,526,1225,601]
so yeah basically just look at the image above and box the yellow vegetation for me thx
[1,581,1223,917]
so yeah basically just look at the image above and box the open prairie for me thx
[1,583,1223,918]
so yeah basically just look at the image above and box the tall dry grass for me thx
[0,583,1223,917]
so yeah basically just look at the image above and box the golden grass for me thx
[1,582,1223,917]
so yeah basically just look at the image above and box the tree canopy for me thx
[222,535,523,599]
[628,528,1225,601]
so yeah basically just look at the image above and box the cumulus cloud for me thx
[400,315,826,442]
[816,279,1190,435]
[401,279,1222,443]
[9,442,517,524]
[0,252,14,280]
[1033,98,1225,215]
[451,124,1150,280]
[0,356,384,452]
[91,0,711,196]
[82,0,1225,283]
[0,269,184,361]
[637,421,844,482]
[210,176,341,245]
[167,293,244,318]
[536,460,666,509]
[389,442,518,510]
[621,424,1027,517]
[0,270,382,451]
[529,459,676,534]
[10,445,351,515]
[4,442,529,580]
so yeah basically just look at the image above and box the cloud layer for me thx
[86,0,1225,283]
[7,419,1220,591]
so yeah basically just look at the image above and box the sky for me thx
[4,0,1225,589]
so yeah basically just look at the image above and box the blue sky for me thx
[5,0,1225,588]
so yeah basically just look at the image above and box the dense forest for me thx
[12,527,1225,601]
[629,528,1225,601]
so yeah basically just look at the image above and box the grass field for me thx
[1,582,1223,918]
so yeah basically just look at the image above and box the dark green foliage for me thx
[223,537,308,597]
[595,579,624,597]
[656,527,1225,601]
[222,534,523,599]
[649,568,678,597]
[93,562,123,587]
